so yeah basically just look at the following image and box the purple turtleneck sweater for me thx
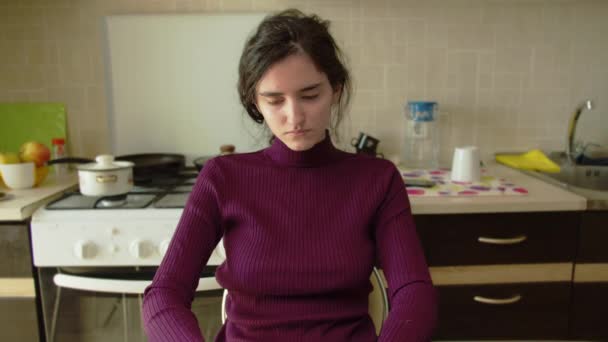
[142,132,437,341]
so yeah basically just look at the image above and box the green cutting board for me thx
[0,103,67,153]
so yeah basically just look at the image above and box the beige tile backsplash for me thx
[1,0,607,165]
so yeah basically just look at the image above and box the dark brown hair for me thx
[237,9,351,141]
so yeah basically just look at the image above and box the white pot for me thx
[77,155,134,196]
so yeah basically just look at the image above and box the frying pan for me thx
[193,145,235,171]
[48,153,185,180]
[193,156,212,172]
[117,154,185,177]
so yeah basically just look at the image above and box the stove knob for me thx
[129,240,153,259]
[109,244,119,254]
[159,239,171,257]
[74,240,97,259]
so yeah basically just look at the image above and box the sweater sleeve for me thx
[142,159,224,342]
[374,165,438,341]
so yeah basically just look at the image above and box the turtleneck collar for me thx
[263,130,343,168]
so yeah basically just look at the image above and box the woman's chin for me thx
[284,131,326,151]
[285,140,314,151]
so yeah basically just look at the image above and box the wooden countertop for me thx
[0,172,78,221]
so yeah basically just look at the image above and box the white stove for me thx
[30,170,226,267]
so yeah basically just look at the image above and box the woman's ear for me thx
[252,97,262,115]
[332,84,342,105]
[252,100,266,123]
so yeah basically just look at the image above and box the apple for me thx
[19,141,51,167]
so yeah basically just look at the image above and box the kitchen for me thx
[1,0,607,341]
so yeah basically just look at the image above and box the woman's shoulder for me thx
[202,150,266,168]
[194,150,266,182]
[334,152,403,192]
[343,151,399,174]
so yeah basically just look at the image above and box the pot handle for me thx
[96,175,118,184]
[47,157,94,165]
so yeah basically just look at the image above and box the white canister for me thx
[77,155,134,196]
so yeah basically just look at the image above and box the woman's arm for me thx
[142,159,224,342]
[374,166,438,341]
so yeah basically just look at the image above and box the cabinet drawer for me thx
[415,212,579,266]
[434,282,570,340]
[571,282,608,340]
[577,212,608,262]
[0,297,40,341]
[0,223,34,277]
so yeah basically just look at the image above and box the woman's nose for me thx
[284,99,305,125]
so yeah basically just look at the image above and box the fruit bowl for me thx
[0,162,35,189]
[0,141,52,189]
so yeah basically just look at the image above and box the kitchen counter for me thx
[9,162,585,219]
[408,161,587,214]
[0,172,78,221]
[3,162,586,219]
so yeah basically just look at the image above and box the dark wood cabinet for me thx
[415,212,579,266]
[571,282,608,340]
[0,298,40,341]
[435,282,571,340]
[576,211,608,263]
[0,222,36,277]
[413,211,581,340]
[570,211,608,340]
[0,222,41,341]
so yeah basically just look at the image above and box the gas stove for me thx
[30,168,226,268]
[46,169,197,210]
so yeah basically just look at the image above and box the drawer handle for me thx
[477,235,527,245]
[473,294,522,305]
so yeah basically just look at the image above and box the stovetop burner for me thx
[47,192,159,209]
[96,194,128,208]
[154,192,191,208]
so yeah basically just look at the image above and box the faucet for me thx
[566,99,594,164]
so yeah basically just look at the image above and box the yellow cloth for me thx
[495,149,561,173]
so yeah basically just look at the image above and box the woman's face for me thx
[255,52,340,151]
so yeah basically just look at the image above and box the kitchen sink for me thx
[539,152,608,191]
[513,151,608,211]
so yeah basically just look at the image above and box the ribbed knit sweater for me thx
[142,132,437,341]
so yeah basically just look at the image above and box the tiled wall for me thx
[1,0,607,165]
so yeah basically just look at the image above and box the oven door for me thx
[37,266,223,342]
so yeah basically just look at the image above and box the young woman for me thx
[143,9,437,342]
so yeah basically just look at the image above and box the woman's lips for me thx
[288,129,309,136]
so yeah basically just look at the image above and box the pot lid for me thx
[77,155,134,171]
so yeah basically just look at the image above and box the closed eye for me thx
[302,94,319,100]
[267,99,284,105]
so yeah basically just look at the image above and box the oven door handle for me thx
[53,274,222,294]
